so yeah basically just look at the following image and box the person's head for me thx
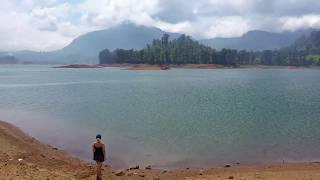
[96,134,102,143]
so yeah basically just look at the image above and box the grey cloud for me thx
[252,0,320,16]
[152,0,320,37]
[154,0,198,23]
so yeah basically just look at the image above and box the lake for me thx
[0,65,320,168]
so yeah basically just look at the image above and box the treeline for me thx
[0,55,19,64]
[99,34,320,66]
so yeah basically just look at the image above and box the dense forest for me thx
[99,31,320,66]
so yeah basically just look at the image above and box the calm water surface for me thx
[0,65,319,168]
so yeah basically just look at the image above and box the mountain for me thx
[8,23,181,64]
[200,29,316,51]
[290,30,320,50]
[1,24,317,64]
[0,52,19,64]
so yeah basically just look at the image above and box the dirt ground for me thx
[1,120,320,180]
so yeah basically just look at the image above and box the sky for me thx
[1,0,320,51]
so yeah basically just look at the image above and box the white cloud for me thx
[0,11,72,51]
[0,1,77,51]
[78,0,160,27]
[194,0,255,16]
[203,16,250,38]
[280,14,320,31]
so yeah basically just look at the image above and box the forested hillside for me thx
[99,32,320,66]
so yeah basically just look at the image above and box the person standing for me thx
[92,134,106,180]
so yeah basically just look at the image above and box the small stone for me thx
[40,154,46,158]
[127,172,133,176]
[145,165,152,170]
[162,170,167,173]
[38,168,47,172]
[130,165,139,170]
[255,173,262,178]
[228,176,234,179]
[224,164,231,168]
[139,174,145,177]
[153,176,160,180]
[115,170,125,176]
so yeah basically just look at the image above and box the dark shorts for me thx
[94,152,104,162]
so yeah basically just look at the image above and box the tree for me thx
[99,49,113,64]
[98,33,320,66]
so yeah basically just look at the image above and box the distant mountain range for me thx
[7,23,181,64]
[200,29,316,51]
[289,30,320,50]
[0,23,317,64]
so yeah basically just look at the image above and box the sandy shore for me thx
[1,120,320,179]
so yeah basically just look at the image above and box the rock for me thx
[153,176,160,180]
[38,168,48,172]
[255,173,262,178]
[145,165,152,170]
[130,165,139,170]
[127,172,133,176]
[139,174,145,177]
[115,170,125,176]
[224,164,231,168]
[18,158,23,162]
[186,167,190,170]
[228,176,234,179]
[40,154,46,158]
[162,170,167,173]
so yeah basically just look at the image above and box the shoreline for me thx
[1,120,320,179]
[53,64,320,70]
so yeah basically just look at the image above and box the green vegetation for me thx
[306,54,320,65]
[99,31,320,66]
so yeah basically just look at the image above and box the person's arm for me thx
[103,144,106,160]
[92,143,95,153]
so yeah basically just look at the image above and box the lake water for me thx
[0,65,320,168]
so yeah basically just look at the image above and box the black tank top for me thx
[93,145,104,162]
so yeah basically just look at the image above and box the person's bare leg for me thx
[97,161,102,178]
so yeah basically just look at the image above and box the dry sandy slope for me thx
[1,120,320,180]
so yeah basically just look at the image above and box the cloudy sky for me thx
[1,0,320,51]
